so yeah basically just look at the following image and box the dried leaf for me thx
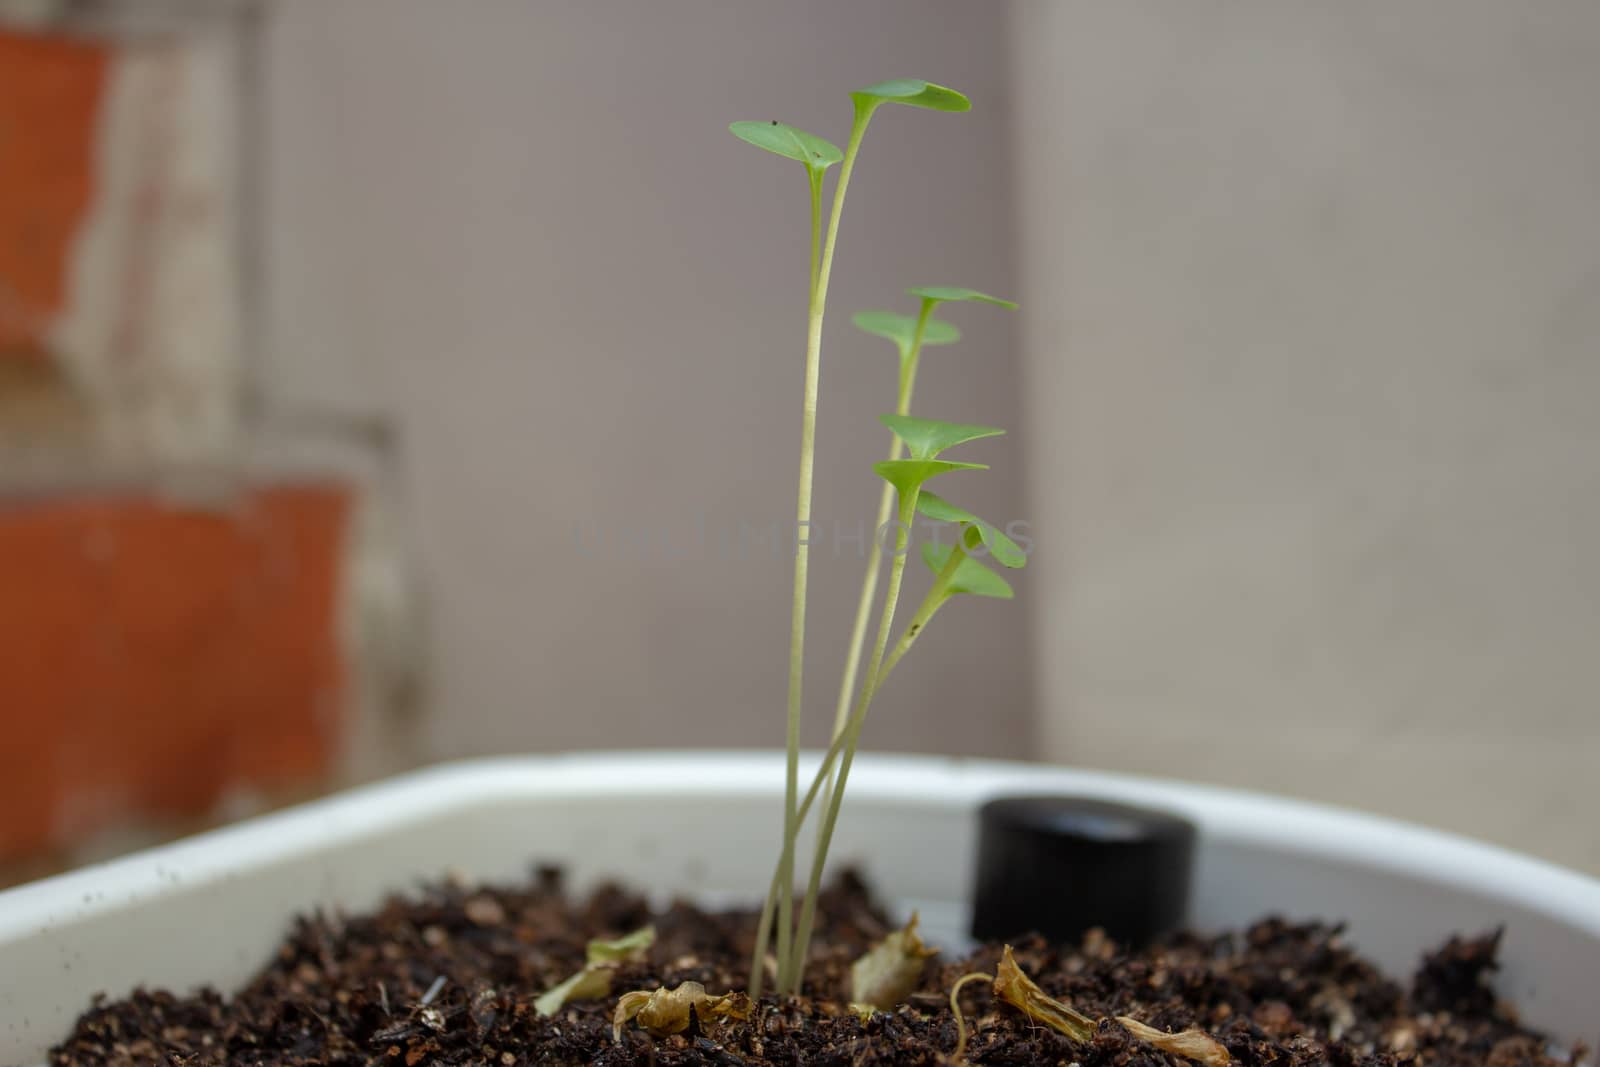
[611,981,752,1041]
[536,925,656,1017]
[534,966,615,1017]
[986,946,1231,1065]
[1118,1017,1233,1067]
[992,945,1095,1043]
[850,912,939,1010]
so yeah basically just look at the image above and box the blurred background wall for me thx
[1015,1,1599,875]
[261,0,1030,762]
[1,0,1594,880]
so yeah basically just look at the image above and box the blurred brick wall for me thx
[0,484,351,864]
[0,28,105,454]
[0,30,106,359]
[0,19,360,878]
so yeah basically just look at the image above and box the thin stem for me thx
[764,167,825,1002]
[808,170,824,292]
[785,488,917,991]
[880,540,964,680]
[751,574,951,993]
[768,105,876,998]
[899,298,936,400]
[824,298,935,793]
[949,971,996,1064]
[748,712,867,990]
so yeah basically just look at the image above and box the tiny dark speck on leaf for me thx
[770,120,778,125]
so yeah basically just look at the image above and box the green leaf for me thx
[915,492,1027,568]
[922,544,1015,599]
[729,121,843,171]
[851,79,971,113]
[851,311,960,354]
[879,414,1004,460]
[587,924,656,964]
[875,459,986,498]
[962,524,1027,569]
[906,286,1017,310]
[914,490,977,525]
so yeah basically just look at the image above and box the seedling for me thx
[730,80,1023,997]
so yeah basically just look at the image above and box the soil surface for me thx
[51,868,1574,1066]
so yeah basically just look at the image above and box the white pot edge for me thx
[8,751,1593,930]
[2,750,1597,1062]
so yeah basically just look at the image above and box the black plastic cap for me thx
[970,795,1197,947]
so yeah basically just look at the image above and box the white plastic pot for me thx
[3,752,1598,1064]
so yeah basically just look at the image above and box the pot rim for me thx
[4,749,1597,938]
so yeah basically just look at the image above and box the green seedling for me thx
[731,79,1024,998]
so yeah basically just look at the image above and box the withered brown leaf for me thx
[612,981,752,1042]
[992,944,1095,1043]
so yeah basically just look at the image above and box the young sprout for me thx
[731,79,1022,999]
[731,78,970,996]
[783,415,1013,990]
[729,115,844,993]
[825,292,1015,807]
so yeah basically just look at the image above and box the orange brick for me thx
[0,28,109,357]
[0,484,351,858]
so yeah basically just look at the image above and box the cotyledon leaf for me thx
[921,543,1014,600]
[878,414,1004,461]
[906,285,1017,309]
[728,121,843,171]
[852,79,971,113]
[915,491,1027,568]
[874,458,986,499]
[851,310,960,354]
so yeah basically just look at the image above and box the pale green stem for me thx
[747,712,866,990]
[784,488,917,992]
[759,167,824,1002]
[752,560,953,985]
[879,540,964,680]
[823,299,936,802]
[767,104,877,998]
[752,565,954,993]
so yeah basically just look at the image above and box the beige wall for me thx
[262,2,1032,763]
[1015,2,1599,874]
[261,1,1598,877]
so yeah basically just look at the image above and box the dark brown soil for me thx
[50,868,1575,1067]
